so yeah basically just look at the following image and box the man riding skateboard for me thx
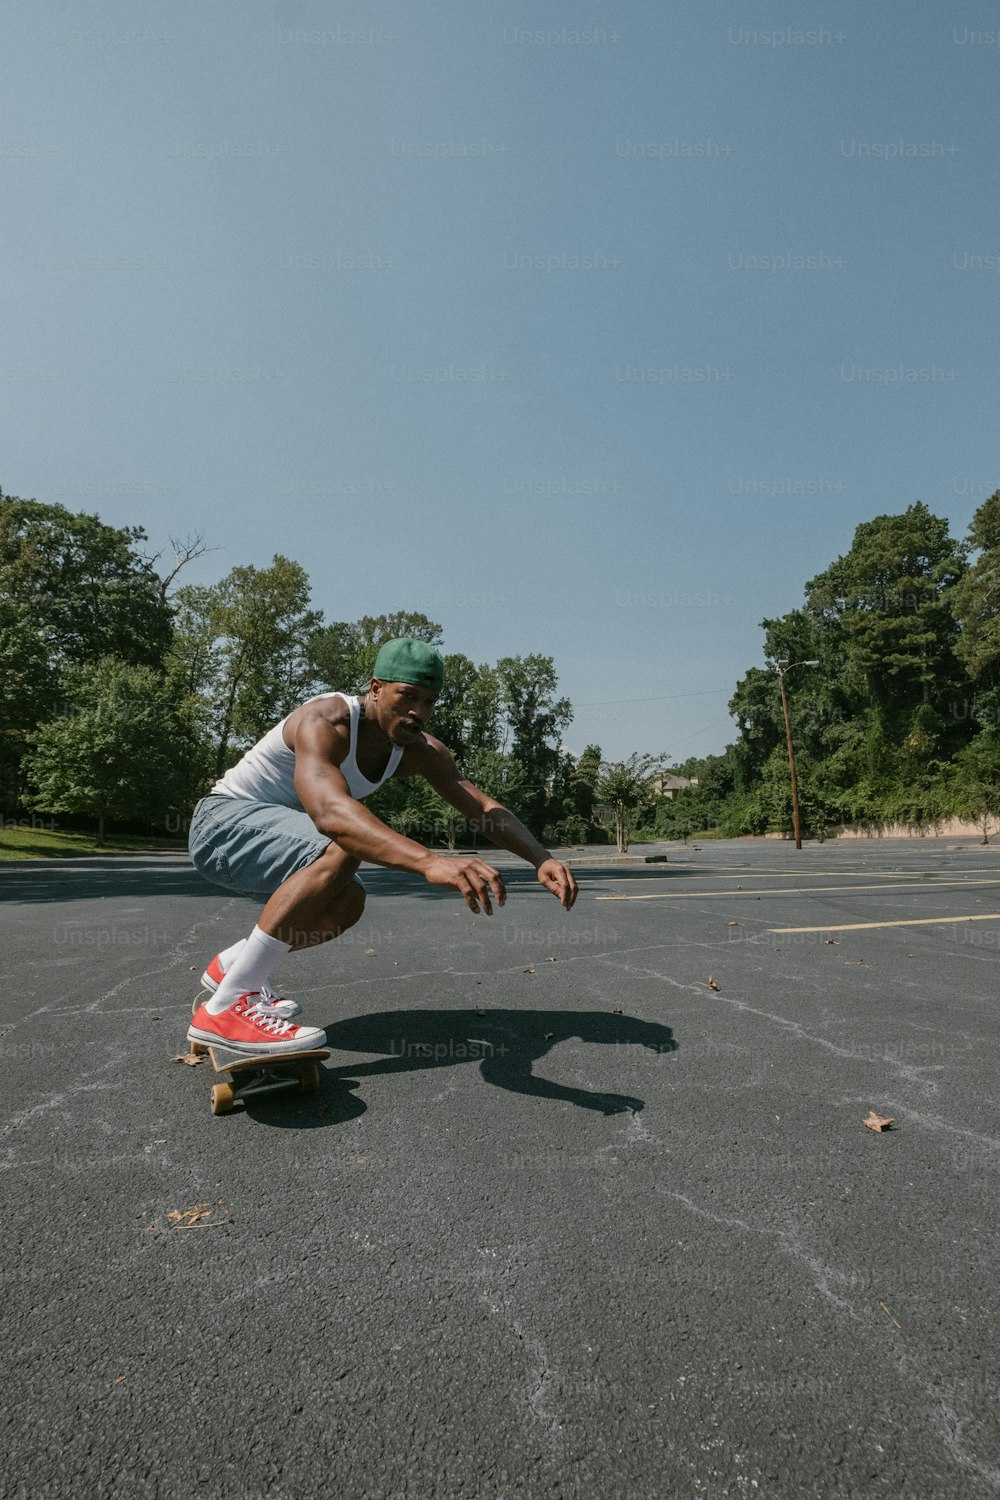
[187,638,579,1054]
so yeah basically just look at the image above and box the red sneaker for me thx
[199,953,302,1017]
[188,993,326,1055]
[201,953,227,989]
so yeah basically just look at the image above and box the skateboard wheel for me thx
[297,1063,321,1094]
[211,1082,236,1116]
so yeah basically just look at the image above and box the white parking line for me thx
[595,878,1000,901]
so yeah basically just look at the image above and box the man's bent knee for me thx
[336,878,366,926]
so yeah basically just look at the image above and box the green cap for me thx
[372,638,444,691]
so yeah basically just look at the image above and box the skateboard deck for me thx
[189,992,329,1115]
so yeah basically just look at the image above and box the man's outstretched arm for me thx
[416,737,578,910]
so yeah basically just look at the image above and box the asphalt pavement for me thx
[2,838,999,1499]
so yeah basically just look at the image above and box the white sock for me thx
[206,926,293,1014]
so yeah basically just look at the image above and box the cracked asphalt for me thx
[2,838,999,1499]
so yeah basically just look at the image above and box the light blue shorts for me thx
[188,795,365,902]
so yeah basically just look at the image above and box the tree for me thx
[728,667,786,789]
[164,584,220,703]
[22,658,206,842]
[0,493,175,810]
[495,655,573,836]
[653,795,698,843]
[596,752,670,853]
[805,502,967,725]
[706,501,985,834]
[461,748,528,808]
[428,653,480,763]
[0,514,54,809]
[465,663,504,754]
[0,493,172,673]
[571,744,602,826]
[145,532,214,606]
[951,742,1000,844]
[543,747,578,839]
[950,489,1000,733]
[170,557,325,776]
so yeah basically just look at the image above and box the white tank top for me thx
[210,693,404,808]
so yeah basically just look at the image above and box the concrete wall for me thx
[832,817,994,841]
[763,818,996,840]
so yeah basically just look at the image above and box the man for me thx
[187,638,578,1053]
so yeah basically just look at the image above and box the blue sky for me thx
[4,0,999,761]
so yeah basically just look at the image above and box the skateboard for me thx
[190,1039,331,1115]
[189,992,330,1115]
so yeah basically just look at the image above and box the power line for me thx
[670,717,737,750]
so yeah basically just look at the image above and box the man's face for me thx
[372,679,439,742]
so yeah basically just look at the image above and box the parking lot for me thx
[3,838,999,1498]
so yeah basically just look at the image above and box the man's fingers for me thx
[458,864,505,915]
[474,862,505,911]
[541,862,578,910]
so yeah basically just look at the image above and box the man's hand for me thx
[422,854,507,915]
[537,858,578,910]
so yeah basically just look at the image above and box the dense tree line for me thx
[9,487,990,849]
[0,491,600,844]
[654,495,1000,840]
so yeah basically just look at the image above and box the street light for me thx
[767,658,819,850]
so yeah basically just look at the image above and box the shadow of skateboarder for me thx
[322,1007,677,1116]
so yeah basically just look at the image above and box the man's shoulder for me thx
[397,730,457,778]
[285,693,353,748]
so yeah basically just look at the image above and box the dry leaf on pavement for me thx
[167,1203,231,1230]
[879,1301,902,1328]
[167,1204,211,1227]
[707,977,720,992]
[173,1052,204,1067]
[864,1111,894,1132]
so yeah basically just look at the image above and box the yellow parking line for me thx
[595,878,1000,902]
[772,913,1000,933]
